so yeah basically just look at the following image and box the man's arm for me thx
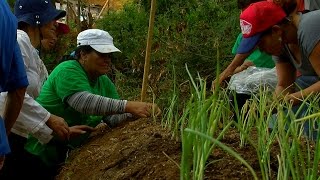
[274,62,296,98]
[233,61,254,74]
[3,87,26,134]
[213,53,250,88]
[287,41,320,104]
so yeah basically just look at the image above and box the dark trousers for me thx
[228,91,251,122]
[0,133,59,180]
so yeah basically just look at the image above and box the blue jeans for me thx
[270,76,320,140]
[295,76,320,90]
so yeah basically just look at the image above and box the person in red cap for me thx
[238,1,320,139]
[212,0,301,93]
[213,0,276,121]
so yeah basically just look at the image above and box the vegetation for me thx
[10,0,320,179]
[95,0,239,103]
[95,1,320,179]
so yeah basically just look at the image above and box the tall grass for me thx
[178,65,257,180]
[253,90,277,180]
[272,94,320,180]
[162,71,320,179]
[162,65,181,140]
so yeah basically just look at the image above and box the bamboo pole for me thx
[96,0,110,20]
[141,0,157,102]
[92,0,109,28]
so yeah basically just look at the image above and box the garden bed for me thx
[57,118,283,180]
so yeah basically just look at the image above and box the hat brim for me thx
[16,14,35,25]
[236,33,262,54]
[43,9,66,25]
[57,22,70,34]
[91,44,121,54]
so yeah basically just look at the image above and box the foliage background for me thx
[9,0,241,107]
[95,0,240,105]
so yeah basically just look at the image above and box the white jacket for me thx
[0,30,53,144]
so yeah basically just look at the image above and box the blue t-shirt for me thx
[0,1,28,92]
[0,0,28,155]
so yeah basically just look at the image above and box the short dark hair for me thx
[282,0,297,15]
[74,45,95,60]
[58,46,95,64]
[17,21,29,31]
[237,0,261,10]
[260,17,291,37]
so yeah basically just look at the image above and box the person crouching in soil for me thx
[237,1,320,139]
[24,29,161,179]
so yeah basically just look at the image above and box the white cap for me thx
[77,29,121,53]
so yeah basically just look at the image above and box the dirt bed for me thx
[57,119,280,180]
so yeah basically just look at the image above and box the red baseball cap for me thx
[57,22,70,34]
[237,1,286,54]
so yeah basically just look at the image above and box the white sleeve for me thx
[16,93,53,144]
[0,92,53,144]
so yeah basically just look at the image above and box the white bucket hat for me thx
[77,29,121,53]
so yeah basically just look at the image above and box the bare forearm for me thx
[233,61,254,74]
[290,81,320,100]
[3,87,26,134]
[219,53,249,82]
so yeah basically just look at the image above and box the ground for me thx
[56,119,281,180]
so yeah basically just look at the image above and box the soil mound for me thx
[57,119,276,180]
[57,119,181,180]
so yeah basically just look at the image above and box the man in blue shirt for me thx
[0,0,29,169]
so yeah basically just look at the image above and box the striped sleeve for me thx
[66,91,127,115]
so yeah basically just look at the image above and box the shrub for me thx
[95,0,239,105]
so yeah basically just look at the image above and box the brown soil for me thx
[56,119,181,180]
[56,119,281,180]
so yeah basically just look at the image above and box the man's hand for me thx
[284,94,301,105]
[69,125,95,139]
[211,77,230,91]
[125,102,161,118]
[46,114,69,141]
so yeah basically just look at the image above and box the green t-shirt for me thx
[25,60,120,166]
[232,33,275,68]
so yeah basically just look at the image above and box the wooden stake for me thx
[96,0,110,20]
[141,0,157,102]
[92,0,109,28]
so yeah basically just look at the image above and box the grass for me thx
[161,65,320,179]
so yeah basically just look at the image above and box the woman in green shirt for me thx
[25,29,160,179]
